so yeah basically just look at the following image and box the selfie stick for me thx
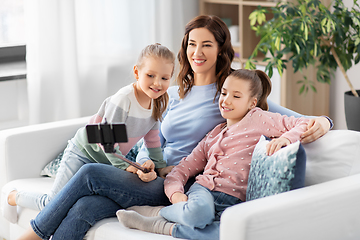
[86,121,150,173]
[112,152,150,173]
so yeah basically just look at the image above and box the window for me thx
[0,0,26,81]
[0,0,25,47]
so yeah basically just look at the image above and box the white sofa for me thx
[1,117,360,240]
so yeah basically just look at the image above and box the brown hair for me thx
[136,43,175,121]
[228,69,272,110]
[177,15,234,99]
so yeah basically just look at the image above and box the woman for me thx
[19,15,331,240]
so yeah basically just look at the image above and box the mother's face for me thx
[186,28,219,75]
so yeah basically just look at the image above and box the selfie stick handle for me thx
[112,152,150,173]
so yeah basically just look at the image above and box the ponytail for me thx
[228,69,272,111]
[254,70,271,111]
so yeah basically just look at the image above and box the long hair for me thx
[136,43,175,121]
[177,15,234,99]
[228,69,272,110]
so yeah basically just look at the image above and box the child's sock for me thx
[117,209,173,235]
[126,205,164,217]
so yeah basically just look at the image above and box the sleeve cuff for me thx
[322,116,334,129]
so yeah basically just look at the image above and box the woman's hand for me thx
[171,192,188,204]
[300,117,330,144]
[266,137,291,156]
[157,166,175,179]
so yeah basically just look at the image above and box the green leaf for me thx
[311,85,317,93]
[327,18,331,32]
[249,11,258,26]
[277,59,284,76]
[257,12,266,25]
[355,36,360,46]
[268,66,274,77]
[355,53,360,64]
[275,36,281,50]
[245,60,256,70]
[295,42,300,53]
[321,18,327,33]
[299,84,305,94]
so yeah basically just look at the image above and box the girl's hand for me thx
[136,160,157,182]
[125,164,139,174]
[157,165,175,179]
[300,117,330,144]
[266,137,291,156]
[171,192,188,204]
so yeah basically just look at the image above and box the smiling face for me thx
[133,57,173,103]
[219,76,257,127]
[186,27,219,78]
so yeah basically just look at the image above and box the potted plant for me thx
[246,0,360,131]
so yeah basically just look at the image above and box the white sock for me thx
[117,209,173,235]
[1,185,18,223]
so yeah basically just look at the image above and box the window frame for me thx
[0,44,26,81]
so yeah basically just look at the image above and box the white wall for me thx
[329,0,360,130]
[0,79,29,130]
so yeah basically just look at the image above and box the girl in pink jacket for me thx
[117,69,310,239]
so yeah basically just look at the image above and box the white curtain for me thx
[25,0,198,124]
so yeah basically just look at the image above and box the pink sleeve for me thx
[257,110,310,143]
[143,122,161,149]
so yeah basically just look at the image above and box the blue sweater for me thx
[137,83,314,167]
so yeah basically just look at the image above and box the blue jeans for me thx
[161,183,242,240]
[30,163,170,240]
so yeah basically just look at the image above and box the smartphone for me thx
[86,123,128,144]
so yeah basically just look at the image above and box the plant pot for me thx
[344,90,360,131]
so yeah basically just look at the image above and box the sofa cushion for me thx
[246,135,306,201]
[303,130,360,186]
[85,218,179,240]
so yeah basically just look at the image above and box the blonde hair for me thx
[136,43,175,121]
[228,69,272,110]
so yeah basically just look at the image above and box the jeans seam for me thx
[171,223,179,238]
[30,219,51,240]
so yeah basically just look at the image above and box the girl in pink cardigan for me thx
[117,69,310,239]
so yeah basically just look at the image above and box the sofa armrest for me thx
[220,173,360,240]
[0,117,89,184]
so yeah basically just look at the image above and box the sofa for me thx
[1,117,360,240]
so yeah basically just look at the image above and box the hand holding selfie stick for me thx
[86,120,150,173]
[112,152,150,173]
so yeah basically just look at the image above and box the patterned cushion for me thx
[246,135,306,201]
[40,151,64,178]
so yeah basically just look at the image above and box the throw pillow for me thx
[246,135,306,201]
[40,151,64,178]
